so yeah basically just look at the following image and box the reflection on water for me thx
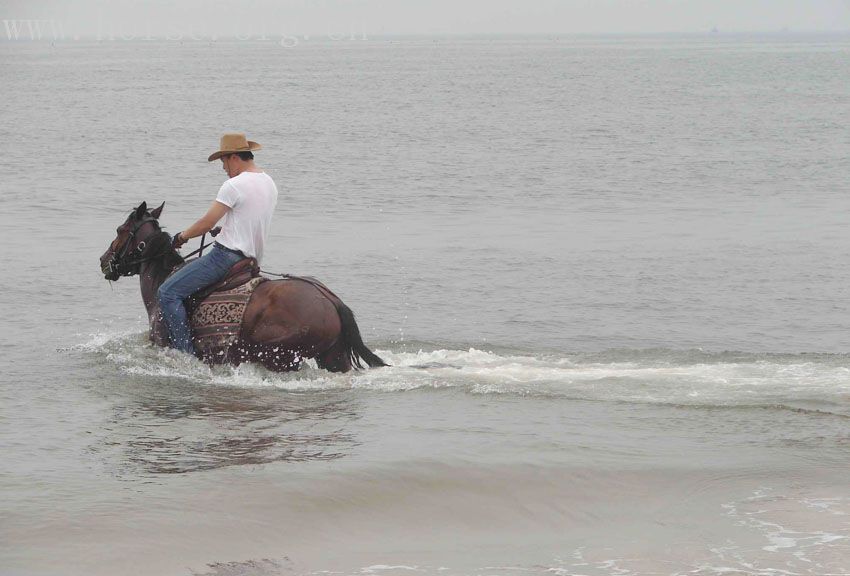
[89,382,361,476]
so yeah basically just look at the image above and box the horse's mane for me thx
[146,227,184,273]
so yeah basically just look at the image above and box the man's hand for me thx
[172,232,188,249]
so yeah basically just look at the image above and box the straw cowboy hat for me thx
[207,133,262,162]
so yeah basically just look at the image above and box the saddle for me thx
[187,257,260,308]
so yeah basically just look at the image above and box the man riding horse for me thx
[100,134,386,372]
[159,133,277,355]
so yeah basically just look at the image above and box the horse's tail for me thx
[335,302,388,369]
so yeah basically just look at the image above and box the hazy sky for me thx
[2,0,849,38]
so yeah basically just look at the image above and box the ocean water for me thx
[2,34,850,575]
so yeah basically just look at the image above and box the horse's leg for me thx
[315,339,352,373]
[233,342,301,372]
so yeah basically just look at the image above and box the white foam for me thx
[66,328,142,353]
[360,566,422,574]
[719,487,849,573]
[71,332,850,409]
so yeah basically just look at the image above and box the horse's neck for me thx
[139,260,176,318]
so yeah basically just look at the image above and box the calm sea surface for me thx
[1,34,850,576]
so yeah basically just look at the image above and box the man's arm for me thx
[174,201,230,246]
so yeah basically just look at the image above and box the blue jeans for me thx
[157,245,244,354]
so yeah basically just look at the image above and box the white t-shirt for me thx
[214,171,278,263]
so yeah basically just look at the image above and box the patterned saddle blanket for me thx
[149,258,267,360]
[189,276,267,362]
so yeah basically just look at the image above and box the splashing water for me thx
[70,330,850,414]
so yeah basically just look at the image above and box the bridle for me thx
[106,215,171,278]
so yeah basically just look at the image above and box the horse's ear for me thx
[134,202,147,220]
[150,202,165,220]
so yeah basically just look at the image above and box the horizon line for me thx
[2,29,850,42]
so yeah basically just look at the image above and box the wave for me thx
[68,331,850,412]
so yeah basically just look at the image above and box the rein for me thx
[110,215,287,279]
[181,226,220,260]
[182,240,215,260]
[258,269,295,278]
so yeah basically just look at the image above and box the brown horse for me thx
[99,201,387,373]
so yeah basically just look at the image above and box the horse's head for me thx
[99,201,165,281]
